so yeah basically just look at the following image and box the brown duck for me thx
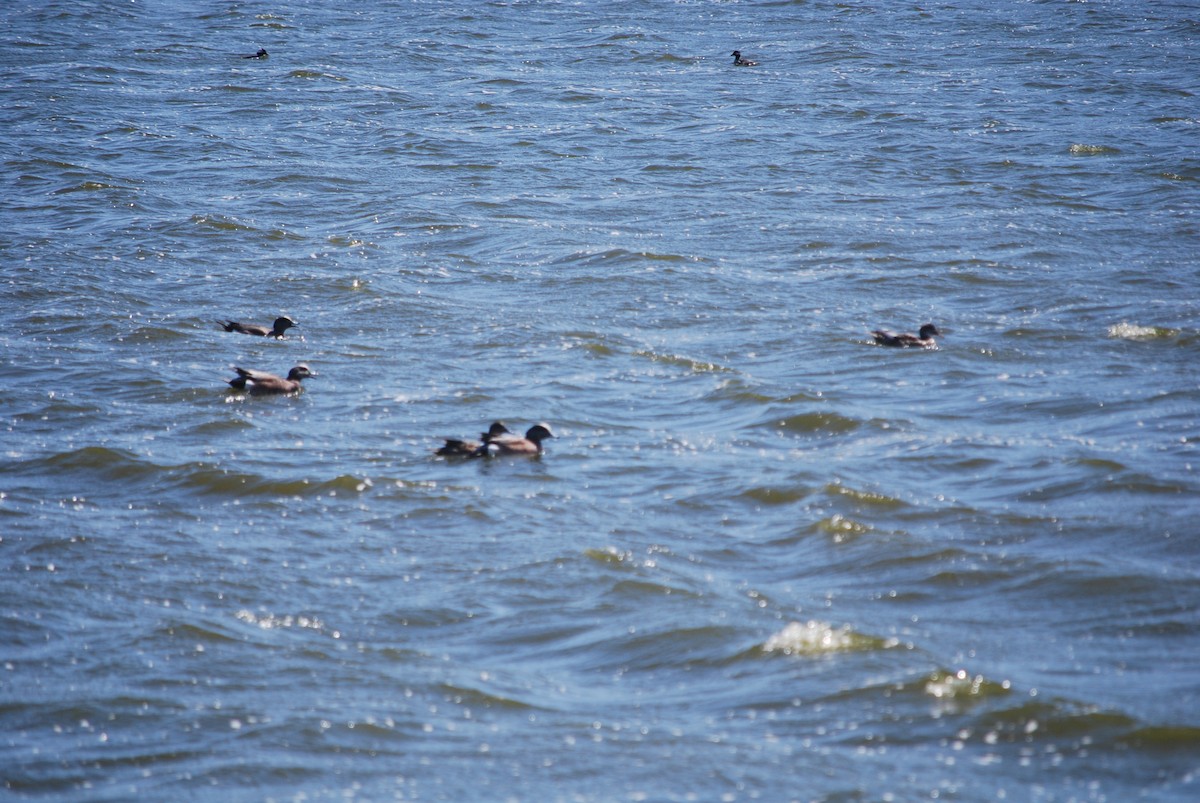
[217,317,297,339]
[482,423,555,456]
[871,323,941,349]
[226,364,316,395]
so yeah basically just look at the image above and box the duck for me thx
[216,317,297,339]
[871,323,941,349]
[731,50,758,67]
[435,421,512,458]
[436,423,554,458]
[484,423,555,456]
[226,364,316,395]
[242,48,269,60]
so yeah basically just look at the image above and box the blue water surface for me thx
[2,1,1199,800]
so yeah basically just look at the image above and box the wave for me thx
[759,620,893,657]
[434,682,539,711]
[1068,143,1121,155]
[1107,321,1181,340]
[3,446,377,499]
[549,246,703,269]
[767,410,864,435]
[630,348,733,374]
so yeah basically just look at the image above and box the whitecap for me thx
[763,620,867,655]
[1107,322,1178,340]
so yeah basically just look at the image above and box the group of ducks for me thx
[216,315,939,457]
[215,315,556,457]
[220,45,935,454]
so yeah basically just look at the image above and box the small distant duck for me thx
[731,50,758,67]
[435,421,512,458]
[437,422,554,458]
[217,317,297,339]
[871,323,941,349]
[243,48,269,60]
[227,364,316,395]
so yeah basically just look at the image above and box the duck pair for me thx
[436,422,555,458]
[217,315,314,395]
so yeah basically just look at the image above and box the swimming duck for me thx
[731,50,758,67]
[226,364,316,395]
[435,421,512,457]
[217,317,297,339]
[437,423,554,458]
[243,48,269,60]
[871,323,941,349]
[484,423,555,456]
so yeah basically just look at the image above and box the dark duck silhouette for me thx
[216,316,297,339]
[226,364,316,395]
[871,323,941,349]
[436,423,554,458]
[243,48,269,60]
[731,50,758,67]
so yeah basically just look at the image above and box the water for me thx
[2,0,1199,800]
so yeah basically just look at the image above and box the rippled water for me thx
[3,1,1199,800]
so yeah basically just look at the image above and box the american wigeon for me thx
[871,323,941,349]
[731,50,758,67]
[483,423,555,456]
[243,48,269,59]
[226,364,316,395]
[436,423,554,458]
[217,317,297,339]
[435,421,512,457]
